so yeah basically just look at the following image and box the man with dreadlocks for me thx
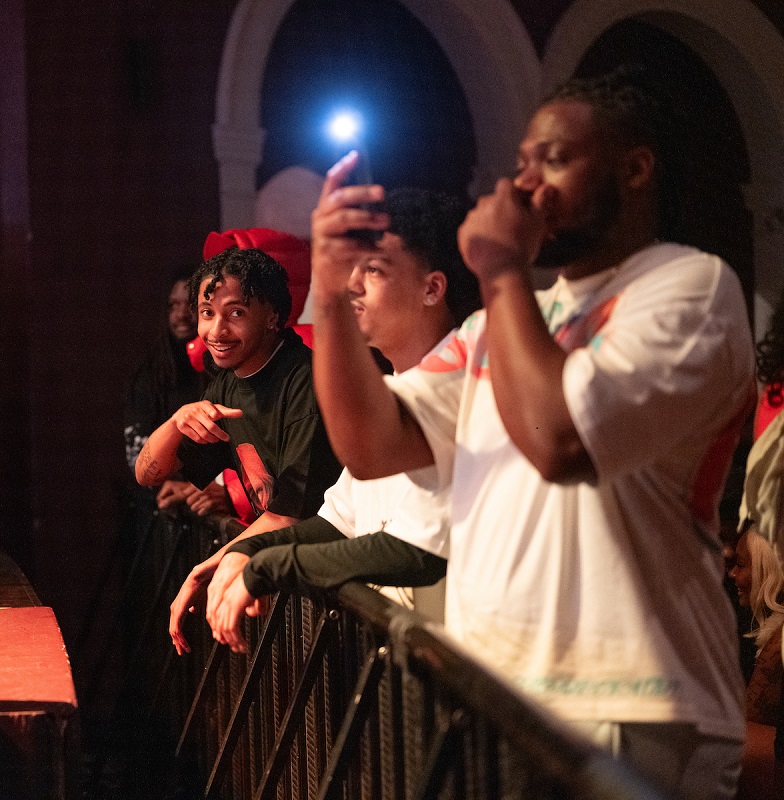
[307,67,756,798]
[124,266,204,472]
[137,240,341,653]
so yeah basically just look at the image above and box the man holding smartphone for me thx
[306,67,755,799]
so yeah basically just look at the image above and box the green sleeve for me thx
[241,529,447,598]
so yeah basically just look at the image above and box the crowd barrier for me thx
[95,489,669,800]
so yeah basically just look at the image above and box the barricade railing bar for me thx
[106,490,670,800]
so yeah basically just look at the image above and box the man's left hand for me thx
[458,178,551,282]
[208,571,270,654]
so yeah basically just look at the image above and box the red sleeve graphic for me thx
[236,443,274,517]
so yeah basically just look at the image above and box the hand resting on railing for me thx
[207,516,447,653]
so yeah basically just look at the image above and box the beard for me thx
[533,177,621,269]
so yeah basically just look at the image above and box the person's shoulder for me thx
[623,243,743,303]
[627,242,717,277]
[256,330,316,397]
[459,308,486,332]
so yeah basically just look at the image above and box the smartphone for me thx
[342,147,383,242]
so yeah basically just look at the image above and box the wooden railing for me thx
[90,490,670,800]
[0,551,78,800]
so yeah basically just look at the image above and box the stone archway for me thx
[212,0,540,229]
[541,0,784,336]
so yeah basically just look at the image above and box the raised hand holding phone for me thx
[311,149,389,298]
[326,111,383,241]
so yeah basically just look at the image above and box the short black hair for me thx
[385,187,480,326]
[188,246,292,330]
[545,64,684,240]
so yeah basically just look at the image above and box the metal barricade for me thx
[112,501,669,800]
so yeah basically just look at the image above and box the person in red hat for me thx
[136,233,341,654]
[151,228,315,519]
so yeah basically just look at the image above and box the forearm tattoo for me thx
[138,446,163,484]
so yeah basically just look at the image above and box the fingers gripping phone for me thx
[344,148,383,242]
[327,111,383,241]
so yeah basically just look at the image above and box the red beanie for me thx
[202,228,311,327]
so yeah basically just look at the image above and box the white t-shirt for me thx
[318,335,452,613]
[388,243,754,739]
[318,466,449,558]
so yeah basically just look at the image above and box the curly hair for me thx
[385,187,480,326]
[756,292,784,407]
[188,246,292,330]
[545,64,684,241]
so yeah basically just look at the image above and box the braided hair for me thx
[545,65,685,241]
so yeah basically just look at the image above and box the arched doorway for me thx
[574,20,754,319]
[256,0,476,198]
[212,0,539,228]
[542,0,784,339]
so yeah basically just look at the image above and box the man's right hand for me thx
[457,178,551,283]
[171,400,243,444]
[169,558,219,655]
[136,401,243,487]
[310,151,389,299]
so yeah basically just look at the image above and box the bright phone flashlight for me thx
[328,111,362,143]
[325,109,372,185]
[324,108,378,239]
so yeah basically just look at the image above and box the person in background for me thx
[739,287,784,564]
[753,289,784,439]
[729,523,784,797]
[124,266,203,472]
[135,237,342,655]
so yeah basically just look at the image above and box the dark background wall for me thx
[1,0,232,710]
[0,0,780,724]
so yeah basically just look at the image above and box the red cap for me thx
[202,228,311,326]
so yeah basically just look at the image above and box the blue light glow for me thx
[327,110,363,143]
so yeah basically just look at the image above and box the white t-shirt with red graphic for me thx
[318,334,453,611]
[387,243,754,739]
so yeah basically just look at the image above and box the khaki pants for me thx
[573,720,743,800]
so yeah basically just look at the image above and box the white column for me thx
[212,123,266,230]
